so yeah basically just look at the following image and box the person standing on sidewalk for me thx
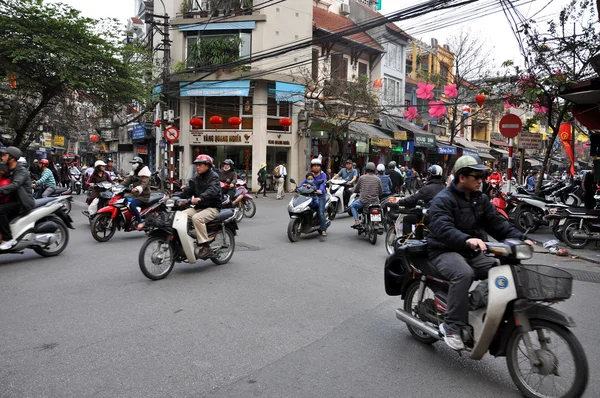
[256,162,268,198]
[275,161,287,200]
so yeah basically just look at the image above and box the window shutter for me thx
[330,54,342,80]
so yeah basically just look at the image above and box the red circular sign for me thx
[499,114,522,138]
[164,126,180,143]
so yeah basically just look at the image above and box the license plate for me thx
[559,219,566,226]
[371,214,382,222]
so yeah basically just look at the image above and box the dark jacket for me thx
[122,165,151,203]
[386,169,403,192]
[398,177,445,208]
[219,169,237,184]
[187,169,222,210]
[427,181,524,257]
[0,164,35,211]
[87,171,113,201]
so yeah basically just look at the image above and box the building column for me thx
[252,81,268,193]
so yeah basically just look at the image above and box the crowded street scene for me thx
[1,0,600,397]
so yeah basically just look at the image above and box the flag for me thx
[7,72,16,89]
[559,122,575,176]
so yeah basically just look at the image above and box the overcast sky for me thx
[49,0,563,70]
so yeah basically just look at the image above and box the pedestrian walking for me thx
[256,162,268,198]
[60,163,70,188]
[274,161,287,200]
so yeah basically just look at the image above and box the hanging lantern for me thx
[154,120,161,127]
[373,79,383,88]
[228,117,242,132]
[90,134,99,143]
[279,117,293,131]
[462,106,471,116]
[190,117,203,129]
[209,115,223,130]
[475,93,486,107]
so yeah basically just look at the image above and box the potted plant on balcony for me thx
[180,0,193,18]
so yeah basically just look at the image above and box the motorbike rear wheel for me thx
[139,236,175,280]
[562,220,590,249]
[210,228,235,265]
[506,319,588,398]
[515,207,540,233]
[91,213,117,242]
[33,217,69,257]
[403,282,438,344]
[328,204,337,221]
[242,198,256,218]
[60,199,71,215]
[368,224,377,245]
[287,218,302,242]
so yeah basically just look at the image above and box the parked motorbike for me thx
[347,191,384,245]
[385,239,588,398]
[138,199,238,280]
[286,179,331,242]
[69,171,82,195]
[560,207,600,249]
[0,197,74,257]
[32,185,73,215]
[82,181,115,224]
[90,186,168,242]
[327,178,353,220]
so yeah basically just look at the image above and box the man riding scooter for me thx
[331,159,358,210]
[427,155,533,350]
[349,162,382,228]
[0,146,35,250]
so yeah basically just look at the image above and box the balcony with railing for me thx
[176,0,254,19]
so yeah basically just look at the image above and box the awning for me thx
[269,82,305,103]
[179,21,257,31]
[349,122,392,147]
[454,137,478,150]
[491,140,509,147]
[471,141,493,151]
[180,81,251,97]
[526,159,542,166]
[491,148,509,155]
[479,152,496,160]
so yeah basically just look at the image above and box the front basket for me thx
[513,265,573,301]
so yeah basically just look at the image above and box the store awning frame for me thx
[180,80,251,97]
[453,137,478,150]
[349,122,392,147]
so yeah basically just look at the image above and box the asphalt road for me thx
[1,196,599,397]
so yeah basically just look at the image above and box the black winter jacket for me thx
[427,181,524,257]
[186,169,222,210]
[398,177,445,208]
[386,169,403,192]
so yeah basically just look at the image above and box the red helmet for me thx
[193,154,213,167]
[40,159,49,166]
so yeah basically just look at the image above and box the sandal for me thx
[136,223,145,231]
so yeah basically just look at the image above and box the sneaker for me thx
[321,231,327,237]
[0,239,17,251]
[439,323,465,351]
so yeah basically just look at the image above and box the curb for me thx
[530,237,600,266]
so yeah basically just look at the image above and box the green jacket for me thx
[258,167,267,181]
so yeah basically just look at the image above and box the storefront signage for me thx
[191,133,253,145]
[268,140,291,146]
[371,137,392,148]
[101,131,113,141]
[110,141,118,153]
[394,131,407,141]
[438,146,457,155]
[43,133,52,148]
[137,144,148,155]
[99,142,109,153]
[53,135,65,146]
[132,122,146,140]
[518,132,542,149]
[463,149,479,157]
[266,132,291,146]
[180,81,251,97]
[414,132,436,148]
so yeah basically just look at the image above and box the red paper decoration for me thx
[228,117,242,132]
[209,116,223,130]
[475,93,486,107]
[90,134,99,143]
[154,120,161,127]
[279,117,292,131]
[190,117,203,129]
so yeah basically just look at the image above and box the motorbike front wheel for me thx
[60,199,71,215]
[562,220,590,249]
[552,221,564,242]
[385,226,397,255]
[234,207,244,223]
[287,218,302,242]
[210,228,235,265]
[91,213,117,242]
[242,198,256,218]
[506,319,588,398]
[33,217,69,257]
[75,185,81,195]
[328,204,337,221]
[139,236,175,280]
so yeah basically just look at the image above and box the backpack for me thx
[274,166,281,178]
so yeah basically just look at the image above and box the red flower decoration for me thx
[444,84,458,99]
[416,82,435,100]
[403,106,419,121]
[428,101,447,118]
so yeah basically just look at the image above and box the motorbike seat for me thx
[146,193,164,206]
[208,209,235,224]
[53,187,69,195]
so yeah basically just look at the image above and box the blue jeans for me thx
[317,195,327,232]
[128,198,144,224]
[350,199,365,221]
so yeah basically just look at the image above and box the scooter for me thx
[384,203,428,255]
[222,179,256,221]
[32,185,73,215]
[69,171,82,195]
[138,199,238,280]
[560,207,600,249]
[0,197,74,257]
[90,186,168,242]
[385,238,588,398]
[286,179,331,242]
[82,181,116,224]
[348,191,385,245]
[327,178,353,220]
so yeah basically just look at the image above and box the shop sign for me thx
[266,132,291,146]
[518,132,542,149]
[131,123,146,140]
[371,137,392,148]
[191,133,252,145]
[463,149,479,157]
[110,141,118,153]
[438,146,457,155]
[43,133,52,148]
[137,144,148,155]
[414,132,436,148]
[394,131,407,140]
[53,135,65,147]
[268,139,291,146]
[98,142,109,153]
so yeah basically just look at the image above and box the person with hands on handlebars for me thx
[121,157,151,231]
[305,158,328,236]
[427,155,533,351]
[332,159,358,209]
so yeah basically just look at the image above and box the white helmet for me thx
[311,158,321,166]
[376,164,385,172]
[95,160,107,168]
[427,165,443,177]
[17,157,27,164]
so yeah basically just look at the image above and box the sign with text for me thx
[414,132,436,148]
[53,135,65,147]
[394,131,407,141]
[191,133,252,145]
[266,132,291,146]
[438,146,457,155]
[131,123,146,140]
[371,137,392,148]
[43,133,52,148]
[518,132,543,149]
[136,144,148,155]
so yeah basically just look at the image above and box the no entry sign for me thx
[499,114,522,138]
[164,126,180,143]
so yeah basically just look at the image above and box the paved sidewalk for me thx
[530,230,600,266]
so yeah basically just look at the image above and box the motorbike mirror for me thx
[289,178,296,185]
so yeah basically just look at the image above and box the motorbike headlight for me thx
[515,244,533,260]
[166,199,175,208]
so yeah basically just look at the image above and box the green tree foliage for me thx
[0,0,154,149]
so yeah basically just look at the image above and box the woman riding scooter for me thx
[121,157,151,231]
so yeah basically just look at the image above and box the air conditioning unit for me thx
[340,4,350,16]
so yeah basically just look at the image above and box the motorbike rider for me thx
[307,158,328,236]
[86,160,113,204]
[386,162,403,193]
[34,159,57,197]
[0,147,35,250]
[397,165,445,236]
[29,159,41,180]
[331,159,358,209]
[183,155,222,258]
[121,157,151,231]
[427,155,533,351]
[219,159,237,200]
[349,162,383,228]
[105,158,122,182]
[376,164,393,197]
[69,162,82,189]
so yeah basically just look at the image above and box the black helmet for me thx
[345,159,353,164]
[1,146,22,160]
[365,162,376,172]
[223,159,234,166]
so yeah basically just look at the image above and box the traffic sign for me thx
[164,126,180,143]
[499,114,522,138]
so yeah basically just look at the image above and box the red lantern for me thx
[279,117,292,131]
[228,117,242,131]
[475,93,486,107]
[373,79,383,88]
[209,115,223,130]
[190,117,203,129]
[154,120,161,127]
[90,134,99,143]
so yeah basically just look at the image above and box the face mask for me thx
[131,163,139,170]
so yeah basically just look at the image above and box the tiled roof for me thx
[131,17,144,25]
[313,7,383,52]
[354,2,412,41]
